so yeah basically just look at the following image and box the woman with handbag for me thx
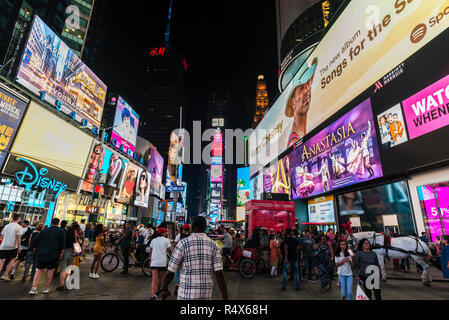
[57,222,79,291]
[90,224,105,279]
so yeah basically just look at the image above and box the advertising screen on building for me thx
[16,15,107,129]
[402,73,449,140]
[148,145,164,196]
[79,142,127,196]
[0,84,28,170]
[210,165,223,183]
[287,98,383,199]
[308,195,335,223]
[237,167,250,206]
[116,162,138,204]
[211,132,223,157]
[111,96,139,156]
[250,0,449,177]
[250,173,263,201]
[4,101,94,190]
[134,167,151,207]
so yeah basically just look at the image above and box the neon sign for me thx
[15,158,67,198]
[150,47,166,57]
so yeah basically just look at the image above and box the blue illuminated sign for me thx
[15,158,67,198]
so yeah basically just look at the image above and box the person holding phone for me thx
[335,239,354,300]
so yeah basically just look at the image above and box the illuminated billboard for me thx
[0,84,28,170]
[134,167,151,207]
[250,0,449,176]
[167,129,185,187]
[111,96,139,156]
[116,162,138,204]
[308,195,335,223]
[4,101,94,190]
[79,142,127,196]
[148,145,164,196]
[287,98,383,199]
[402,73,449,140]
[237,167,250,206]
[16,15,107,129]
[210,165,223,183]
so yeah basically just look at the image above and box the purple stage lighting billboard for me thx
[288,98,383,199]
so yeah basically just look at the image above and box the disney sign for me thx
[15,158,67,198]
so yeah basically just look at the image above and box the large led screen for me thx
[287,98,383,199]
[0,84,28,170]
[4,101,94,189]
[16,15,107,129]
[249,0,449,176]
[79,142,127,196]
[148,145,164,196]
[237,167,250,206]
[111,96,139,156]
[134,167,151,207]
[116,162,138,204]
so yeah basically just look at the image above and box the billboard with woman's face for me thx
[79,142,127,197]
[116,162,138,204]
[134,168,151,207]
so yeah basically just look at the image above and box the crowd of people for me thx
[1,214,449,301]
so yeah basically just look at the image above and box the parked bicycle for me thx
[101,245,151,277]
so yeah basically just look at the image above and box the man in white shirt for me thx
[0,214,23,282]
[149,227,172,299]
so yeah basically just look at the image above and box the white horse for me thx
[348,232,432,286]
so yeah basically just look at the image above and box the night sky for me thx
[95,0,279,217]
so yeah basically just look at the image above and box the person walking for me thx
[57,222,78,291]
[10,220,32,280]
[222,228,233,265]
[439,235,449,279]
[174,224,191,296]
[353,238,382,300]
[335,239,354,300]
[148,227,172,300]
[301,230,317,282]
[0,214,22,281]
[281,228,300,290]
[29,218,65,295]
[90,224,105,279]
[120,222,134,275]
[269,233,281,277]
[317,234,334,292]
[160,216,228,300]
[23,223,43,281]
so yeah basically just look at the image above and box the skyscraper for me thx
[253,75,269,128]
[0,0,106,78]
[140,46,187,161]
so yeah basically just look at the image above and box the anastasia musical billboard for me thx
[287,98,383,199]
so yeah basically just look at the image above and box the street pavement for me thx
[0,254,448,300]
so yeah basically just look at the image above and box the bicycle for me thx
[101,245,151,277]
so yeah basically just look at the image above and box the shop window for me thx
[417,181,449,243]
[337,180,415,235]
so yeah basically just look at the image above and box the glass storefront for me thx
[417,181,449,243]
[0,178,57,225]
[337,180,415,235]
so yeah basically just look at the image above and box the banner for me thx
[288,98,383,199]
[0,84,28,169]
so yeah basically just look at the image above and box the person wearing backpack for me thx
[9,220,33,280]
[23,223,43,281]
